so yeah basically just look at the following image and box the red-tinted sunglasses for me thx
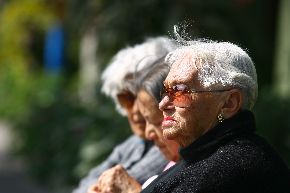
[160,84,231,108]
[117,91,136,109]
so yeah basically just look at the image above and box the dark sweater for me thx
[141,110,290,193]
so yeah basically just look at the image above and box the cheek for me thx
[175,106,207,145]
[127,114,133,124]
[126,109,133,119]
[177,108,197,133]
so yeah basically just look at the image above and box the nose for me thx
[159,95,173,111]
[145,125,157,141]
[132,99,139,113]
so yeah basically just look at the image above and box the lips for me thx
[162,116,176,127]
[163,116,175,121]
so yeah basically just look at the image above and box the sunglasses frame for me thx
[160,84,232,107]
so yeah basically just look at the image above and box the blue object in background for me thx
[44,23,64,73]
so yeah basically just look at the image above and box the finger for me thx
[104,187,114,193]
[87,183,100,193]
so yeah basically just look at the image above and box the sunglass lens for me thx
[173,92,192,108]
[117,93,135,109]
[160,86,192,108]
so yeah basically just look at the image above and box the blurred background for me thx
[0,0,289,192]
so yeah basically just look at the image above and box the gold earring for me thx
[217,112,224,123]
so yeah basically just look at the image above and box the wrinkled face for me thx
[137,89,179,161]
[159,51,226,147]
[117,91,146,139]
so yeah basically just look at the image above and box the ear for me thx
[221,89,243,119]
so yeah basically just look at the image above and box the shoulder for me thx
[142,134,290,193]
[214,135,288,171]
[109,135,146,161]
[115,135,144,149]
[194,135,289,177]
[186,135,290,191]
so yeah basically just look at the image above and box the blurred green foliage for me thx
[14,82,131,187]
[0,0,130,189]
[0,0,289,191]
[0,0,55,120]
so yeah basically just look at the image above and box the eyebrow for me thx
[164,81,191,88]
[163,80,180,86]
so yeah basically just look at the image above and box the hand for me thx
[87,165,141,193]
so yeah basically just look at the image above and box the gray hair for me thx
[101,36,178,115]
[134,58,170,103]
[165,40,258,110]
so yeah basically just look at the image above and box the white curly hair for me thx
[165,40,258,110]
[101,36,178,115]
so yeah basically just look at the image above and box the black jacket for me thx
[141,110,290,193]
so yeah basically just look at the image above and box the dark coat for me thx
[141,110,290,193]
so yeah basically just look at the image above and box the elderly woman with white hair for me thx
[72,37,177,193]
[88,57,180,193]
[141,40,290,193]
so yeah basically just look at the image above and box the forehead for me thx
[165,50,199,86]
[137,90,160,117]
[137,90,156,110]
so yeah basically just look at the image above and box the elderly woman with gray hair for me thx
[72,37,177,193]
[88,56,180,193]
[141,40,290,193]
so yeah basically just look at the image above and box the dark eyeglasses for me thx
[160,84,231,108]
[117,91,136,109]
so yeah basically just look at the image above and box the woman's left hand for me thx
[88,164,142,193]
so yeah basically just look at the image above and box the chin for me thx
[134,132,145,139]
[163,129,178,141]
[139,134,146,139]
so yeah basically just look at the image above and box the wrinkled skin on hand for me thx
[87,165,142,193]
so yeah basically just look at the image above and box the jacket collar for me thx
[179,110,256,162]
